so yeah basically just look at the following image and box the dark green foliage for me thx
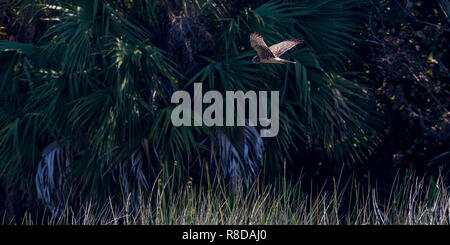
[360,0,449,179]
[0,0,385,213]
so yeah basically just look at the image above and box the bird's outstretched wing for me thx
[269,37,303,57]
[250,33,275,59]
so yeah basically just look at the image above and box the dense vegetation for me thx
[0,0,448,223]
[9,174,450,225]
[361,0,449,179]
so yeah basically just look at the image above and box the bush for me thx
[359,0,449,179]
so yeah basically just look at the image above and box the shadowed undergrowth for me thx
[5,173,449,225]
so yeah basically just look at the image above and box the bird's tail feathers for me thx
[276,58,296,64]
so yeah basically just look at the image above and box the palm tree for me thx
[0,0,382,214]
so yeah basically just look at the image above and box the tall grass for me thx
[4,172,450,225]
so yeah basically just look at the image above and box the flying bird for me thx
[250,33,302,64]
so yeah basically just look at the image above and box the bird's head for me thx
[252,56,260,64]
